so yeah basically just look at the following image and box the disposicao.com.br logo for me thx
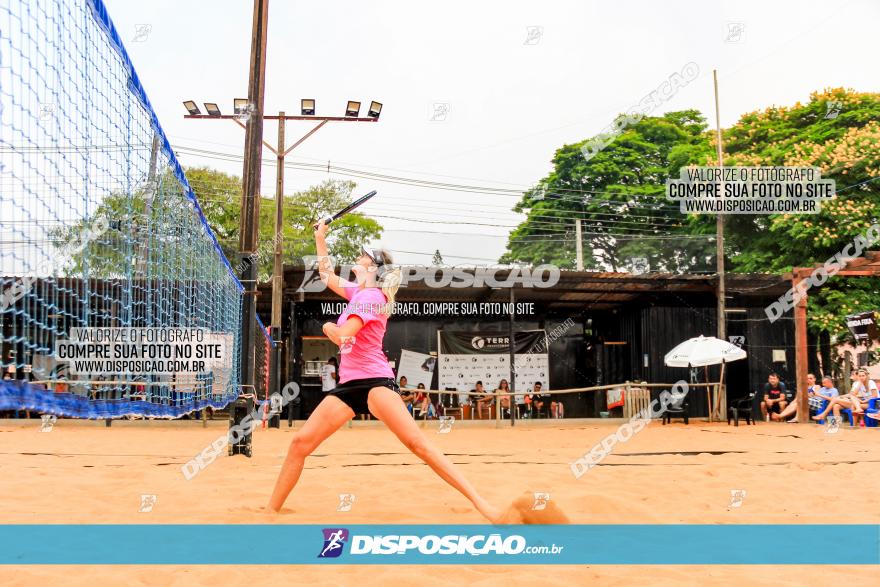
[317,528,564,558]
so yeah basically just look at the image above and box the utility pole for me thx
[232,0,269,456]
[575,219,584,271]
[713,69,726,341]
[713,69,726,424]
[267,112,286,428]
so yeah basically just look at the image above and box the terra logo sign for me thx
[318,528,349,558]
[471,336,509,350]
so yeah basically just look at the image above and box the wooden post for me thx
[701,366,709,421]
[715,361,726,421]
[713,70,727,343]
[271,113,285,332]
[268,112,285,419]
[794,271,809,423]
[508,286,516,427]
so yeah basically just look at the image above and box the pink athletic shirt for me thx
[336,280,394,384]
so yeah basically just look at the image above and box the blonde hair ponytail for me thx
[375,248,400,315]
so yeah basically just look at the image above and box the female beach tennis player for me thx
[267,220,504,523]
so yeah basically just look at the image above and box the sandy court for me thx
[1,417,878,585]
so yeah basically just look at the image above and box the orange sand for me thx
[1,417,878,585]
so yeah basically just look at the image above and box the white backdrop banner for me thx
[437,330,548,401]
[397,349,436,390]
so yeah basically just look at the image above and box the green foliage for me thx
[186,169,382,276]
[720,88,880,336]
[507,89,880,340]
[501,110,715,271]
[809,280,880,340]
[721,88,880,274]
[51,170,198,279]
[268,179,383,271]
[52,168,383,282]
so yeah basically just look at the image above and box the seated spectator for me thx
[473,381,494,418]
[529,382,550,418]
[815,368,878,426]
[413,383,436,419]
[850,368,879,423]
[398,375,415,413]
[812,375,840,408]
[773,373,820,422]
[496,379,512,415]
[760,372,788,422]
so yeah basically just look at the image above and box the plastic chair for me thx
[864,398,879,428]
[441,388,462,419]
[475,400,492,420]
[529,395,551,419]
[662,392,689,425]
[815,399,854,426]
[727,391,756,426]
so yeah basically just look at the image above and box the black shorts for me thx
[765,397,783,412]
[326,377,399,416]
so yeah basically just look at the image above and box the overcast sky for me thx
[105,0,879,266]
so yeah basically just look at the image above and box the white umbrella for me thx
[664,335,747,421]
[664,335,747,367]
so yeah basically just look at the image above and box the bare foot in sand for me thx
[494,492,570,525]
[473,498,505,524]
[247,505,294,514]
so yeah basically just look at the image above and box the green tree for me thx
[50,169,199,279]
[719,88,880,338]
[155,170,383,279]
[52,169,383,282]
[501,110,715,271]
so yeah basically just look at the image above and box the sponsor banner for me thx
[1,525,878,564]
[438,352,548,395]
[439,331,545,355]
[846,310,878,343]
[397,349,436,390]
[438,331,548,396]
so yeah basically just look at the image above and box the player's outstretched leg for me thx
[367,385,504,524]
[268,395,354,512]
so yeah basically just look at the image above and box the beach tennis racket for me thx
[313,190,377,229]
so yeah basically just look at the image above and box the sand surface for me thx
[1,417,878,585]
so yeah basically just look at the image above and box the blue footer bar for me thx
[1,525,878,565]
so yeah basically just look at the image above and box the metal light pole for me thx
[183,111,378,401]
[184,97,379,438]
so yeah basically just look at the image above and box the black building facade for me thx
[260,267,798,419]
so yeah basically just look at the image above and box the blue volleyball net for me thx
[0,0,245,418]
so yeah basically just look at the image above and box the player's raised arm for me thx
[313,219,349,299]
